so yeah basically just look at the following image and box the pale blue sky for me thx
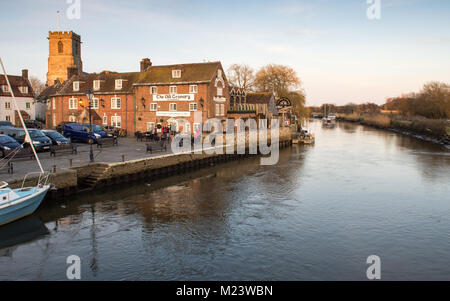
[1,0,449,105]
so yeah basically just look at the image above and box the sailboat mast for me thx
[0,57,45,174]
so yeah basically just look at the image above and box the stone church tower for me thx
[46,31,83,86]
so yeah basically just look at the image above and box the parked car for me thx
[102,125,119,136]
[56,121,73,134]
[42,130,71,145]
[0,121,13,127]
[0,134,22,158]
[60,123,111,143]
[0,127,52,151]
[23,119,44,129]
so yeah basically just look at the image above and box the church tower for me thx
[46,31,83,86]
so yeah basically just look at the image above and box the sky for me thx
[1,0,449,106]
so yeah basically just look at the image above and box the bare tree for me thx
[29,76,45,97]
[226,64,255,92]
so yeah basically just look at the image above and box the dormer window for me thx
[19,86,28,94]
[172,70,181,78]
[2,85,10,93]
[115,79,123,90]
[73,81,80,92]
[93,80,101,91]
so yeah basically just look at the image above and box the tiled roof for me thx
[0,74,33,98]
[246,92,274,104]
[37,61,223,99]
[135,62,221,85]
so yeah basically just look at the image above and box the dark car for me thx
[42,130,71,145]
[0,121,13,127]
[0,134,22,157]
[56,121,73,134]
[24,119,43,129]
[0,127,52,151]
[60,123,110,143]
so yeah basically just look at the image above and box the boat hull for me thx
[0,186,50,226]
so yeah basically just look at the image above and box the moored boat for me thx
[0,57,51,226]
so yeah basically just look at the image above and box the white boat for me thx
[0,57,50,226]
[322,116,336,127]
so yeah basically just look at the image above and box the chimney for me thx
[140,58,152,72]
[22,69,28,79]
[67,66,79,79]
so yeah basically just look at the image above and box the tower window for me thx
[58,41,63,53]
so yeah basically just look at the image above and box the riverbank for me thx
[5,128,293,201]
[337,113,450,148]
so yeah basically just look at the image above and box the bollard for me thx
[122,155,125,162]
[53,165,57,173]
[69,159,73,168]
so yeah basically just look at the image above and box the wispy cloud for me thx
[276,2,311,15]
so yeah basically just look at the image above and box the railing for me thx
[21,172,51,189]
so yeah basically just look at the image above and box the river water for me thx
[1,120,449,280]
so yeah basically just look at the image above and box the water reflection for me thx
[0,216,49,257]
[0,120,449,280]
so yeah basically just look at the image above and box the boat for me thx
[293,129,315,145]
[322,115,336,127]
[0,57,51,226]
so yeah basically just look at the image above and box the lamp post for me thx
[86,89,94,162]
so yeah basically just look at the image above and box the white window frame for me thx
[150,103,158,111]
[189,103,197,111]
[91,97,99,109]
[26,102,31,110]
[169,86,177,94]
[73,81,80,92]
[52,114,56,127]
[19,86,28,94]
[5,102,11,110]
[220,104,225,116]
[103,114,108,125]
[52,98,56,110]
[69,97,78,110]
[93,80,101,91]
[189,85,198,93]
[217,87,223,96]
[111,97,121,109]
[115,79,123,90]
[172,70,181,78]
[215,104,220,116]
[111,115,121,128]
[2,85,10,92]
[150,86,157,94]
[169,103,177,112]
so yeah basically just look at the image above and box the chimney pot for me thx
[140,58,152,72]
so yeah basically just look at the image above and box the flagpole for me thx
[0,57,45,174]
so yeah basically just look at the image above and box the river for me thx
[1,120,449,280]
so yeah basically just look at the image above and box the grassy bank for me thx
[338,113,450,144]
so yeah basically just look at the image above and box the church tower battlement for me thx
[46,31,83,86]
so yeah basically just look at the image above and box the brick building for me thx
[133,61,229,133]
[39,31,230,134]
